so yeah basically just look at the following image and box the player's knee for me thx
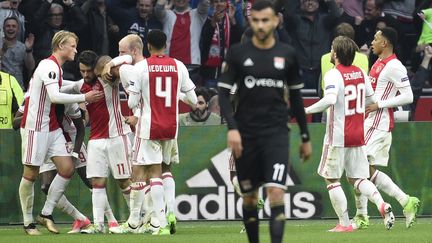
[266,187,285,203]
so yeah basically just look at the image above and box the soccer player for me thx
[64,55,133,234]
[14,101,91,234]
[19,30,103,235]
[110,30,197,235]
[353,27,420,229]
[218,1,312,242]
[305,36,395,232]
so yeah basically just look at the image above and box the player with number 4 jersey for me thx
[306,36,395,232]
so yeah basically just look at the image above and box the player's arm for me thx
[65,103,85,154]
[364,70,376,106]
[102,55,133,81]
[178,62,198,106]
[12,106,24,131]
[305,70,339,114]
[367,64,413,112]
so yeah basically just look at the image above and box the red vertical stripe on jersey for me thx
[112,87,124,136]
[25,130,34,164]
[336,65,365,147]
[147,55,179,140]
[35,86,46,131]
[20,96,30,128]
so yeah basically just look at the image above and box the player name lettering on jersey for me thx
[148,65,177,72]
[343,71,363,81]
[244,75,284,89]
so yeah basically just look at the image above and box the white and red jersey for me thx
[365,54,410,132]
[322,65,374,147]
[129,55,195,140]
[59,103,81,142]
[21,56,63,132]
[72,79,131,140]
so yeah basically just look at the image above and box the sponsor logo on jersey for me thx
[243,58,254,67]
[175,149,319,220]
[244,76,284,89]
[401,76,409,82]
[273,57,285,70]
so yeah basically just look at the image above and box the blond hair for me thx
[51,30,78,52]
[120,34,143,53]
[94,55,112,77]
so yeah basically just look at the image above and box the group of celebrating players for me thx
[14,1,421,242]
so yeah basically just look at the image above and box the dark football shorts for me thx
[235,129,289,194]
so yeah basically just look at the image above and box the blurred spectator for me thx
[320,22,368,95]
[0,69,23,129]
[410,45,432,119]
[283,0,340,90]
[30,0,87,79]
[0,0,25,43]
[155,0,210,65]
[106,0,162,57]
[199,0,242,88]
[337,0,363,26]
[81,0,121,56]
[1,16,35,90]
[179,87,221,125]
[354,0,397,68]
[382,0,417,65]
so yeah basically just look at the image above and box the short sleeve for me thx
[285,47,303,90]
[323,69,340,96]
[64,103,81,119]
[39,60,61,86]
[384,60,410,88]
[176,61,195,92]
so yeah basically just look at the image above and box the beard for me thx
[190,108,208,121]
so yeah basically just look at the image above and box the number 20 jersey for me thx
[128,55,195,140]
[322,65,374,147]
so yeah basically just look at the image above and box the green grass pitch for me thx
[1,218,431,243]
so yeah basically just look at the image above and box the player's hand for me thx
[84,90,104,103]
[125,116,138,126]
[366,103,379,114]
[299,141,312,162]
[101,62,114,82]
[227,129,242,159]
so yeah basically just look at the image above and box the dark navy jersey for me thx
[218,40,303,136]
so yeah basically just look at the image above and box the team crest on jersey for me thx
[273,57,285,70]
[48,71,56,79]
[375,65,383,73]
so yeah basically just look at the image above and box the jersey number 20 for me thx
[345,83,365,115]
[156,76,172,107]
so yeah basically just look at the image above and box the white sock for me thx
[355,179,384,212]
[104,198,117,223]
[141,185,152,223]
[41,173,71,216]
[121,185,131,209]
[19,177,35,226]
[327,182,349,227]
[150,178,167,228]
[92,187,107,225]
[371,170,409,207]
[57,195,86,221]
[128,182,146,228]
[162,172,175,213]
[354,190,368,216]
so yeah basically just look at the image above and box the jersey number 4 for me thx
[345,83,365,115]
[156,76,172,107]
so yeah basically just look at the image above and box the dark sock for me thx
[242,205,259,243]
[270,204,285,243]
